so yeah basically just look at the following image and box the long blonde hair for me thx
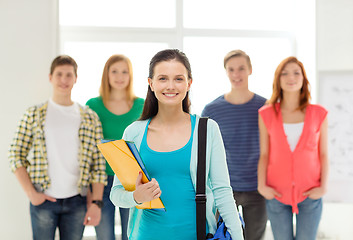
[99,54,136,106]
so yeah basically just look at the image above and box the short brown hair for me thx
[224,50,252,70]
[50,55,78,76]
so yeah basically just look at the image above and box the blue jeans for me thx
[119,207,129,240]
[95,175,129,240]
[30,194,86,240]
[266,198,322,240]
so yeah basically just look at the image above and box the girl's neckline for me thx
[144,114,195,154]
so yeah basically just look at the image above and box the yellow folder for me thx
[97,139,165,210]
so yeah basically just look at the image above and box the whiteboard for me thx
[319,71,353,203]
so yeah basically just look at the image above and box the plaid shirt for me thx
[8,102,107,195]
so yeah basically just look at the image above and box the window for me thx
[184,36,292,113]
[60,0,315,115]
[65,41,168,104]
[59,0,176,28]
[184,0,294,31]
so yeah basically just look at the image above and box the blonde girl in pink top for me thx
[258,57,328,240]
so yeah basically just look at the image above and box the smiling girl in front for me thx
[258,57,328,240]
[110,49,243,240]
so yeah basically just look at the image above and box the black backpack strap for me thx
[196,117,208,240]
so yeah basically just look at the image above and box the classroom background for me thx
[1,0,352,239]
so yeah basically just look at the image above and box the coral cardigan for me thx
[259,103,327,213]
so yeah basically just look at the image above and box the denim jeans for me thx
[233,191,267,240]
[30,194,86,240]
[119,207,129,240]
[266,197,322,240]
[95,175,129,240]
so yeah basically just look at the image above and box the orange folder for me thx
[97,139,165,210]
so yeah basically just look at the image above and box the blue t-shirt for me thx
[132,115,202,240]
[201,94,266,191]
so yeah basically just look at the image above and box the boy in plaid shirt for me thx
[9,55,106,240]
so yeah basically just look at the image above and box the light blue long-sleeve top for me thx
[110,114,244,240]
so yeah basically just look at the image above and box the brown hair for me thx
[50,55,78,76]
[99,54,136,106]
[268,56,311,113]
[224,49,252,70]
[140,49,192,120]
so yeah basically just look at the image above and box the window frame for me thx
[59,0,316,104]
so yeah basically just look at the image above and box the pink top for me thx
[259,103,327,213]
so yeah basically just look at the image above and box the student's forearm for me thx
[320,154,329,190]
[319,117,329,191]
[257,156,268,188]
[91,183,104,200]
[258,115,269,189]
[14,167,37,199]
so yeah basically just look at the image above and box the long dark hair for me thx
[140,49,192,120]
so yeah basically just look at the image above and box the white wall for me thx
[0,0,57,239]
[317,0,353,239]
[317,0,353,71]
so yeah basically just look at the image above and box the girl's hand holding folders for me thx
[133,171,162,204]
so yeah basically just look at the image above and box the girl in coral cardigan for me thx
[258,57,328,240]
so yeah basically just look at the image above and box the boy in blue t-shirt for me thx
[202,50,267,240]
